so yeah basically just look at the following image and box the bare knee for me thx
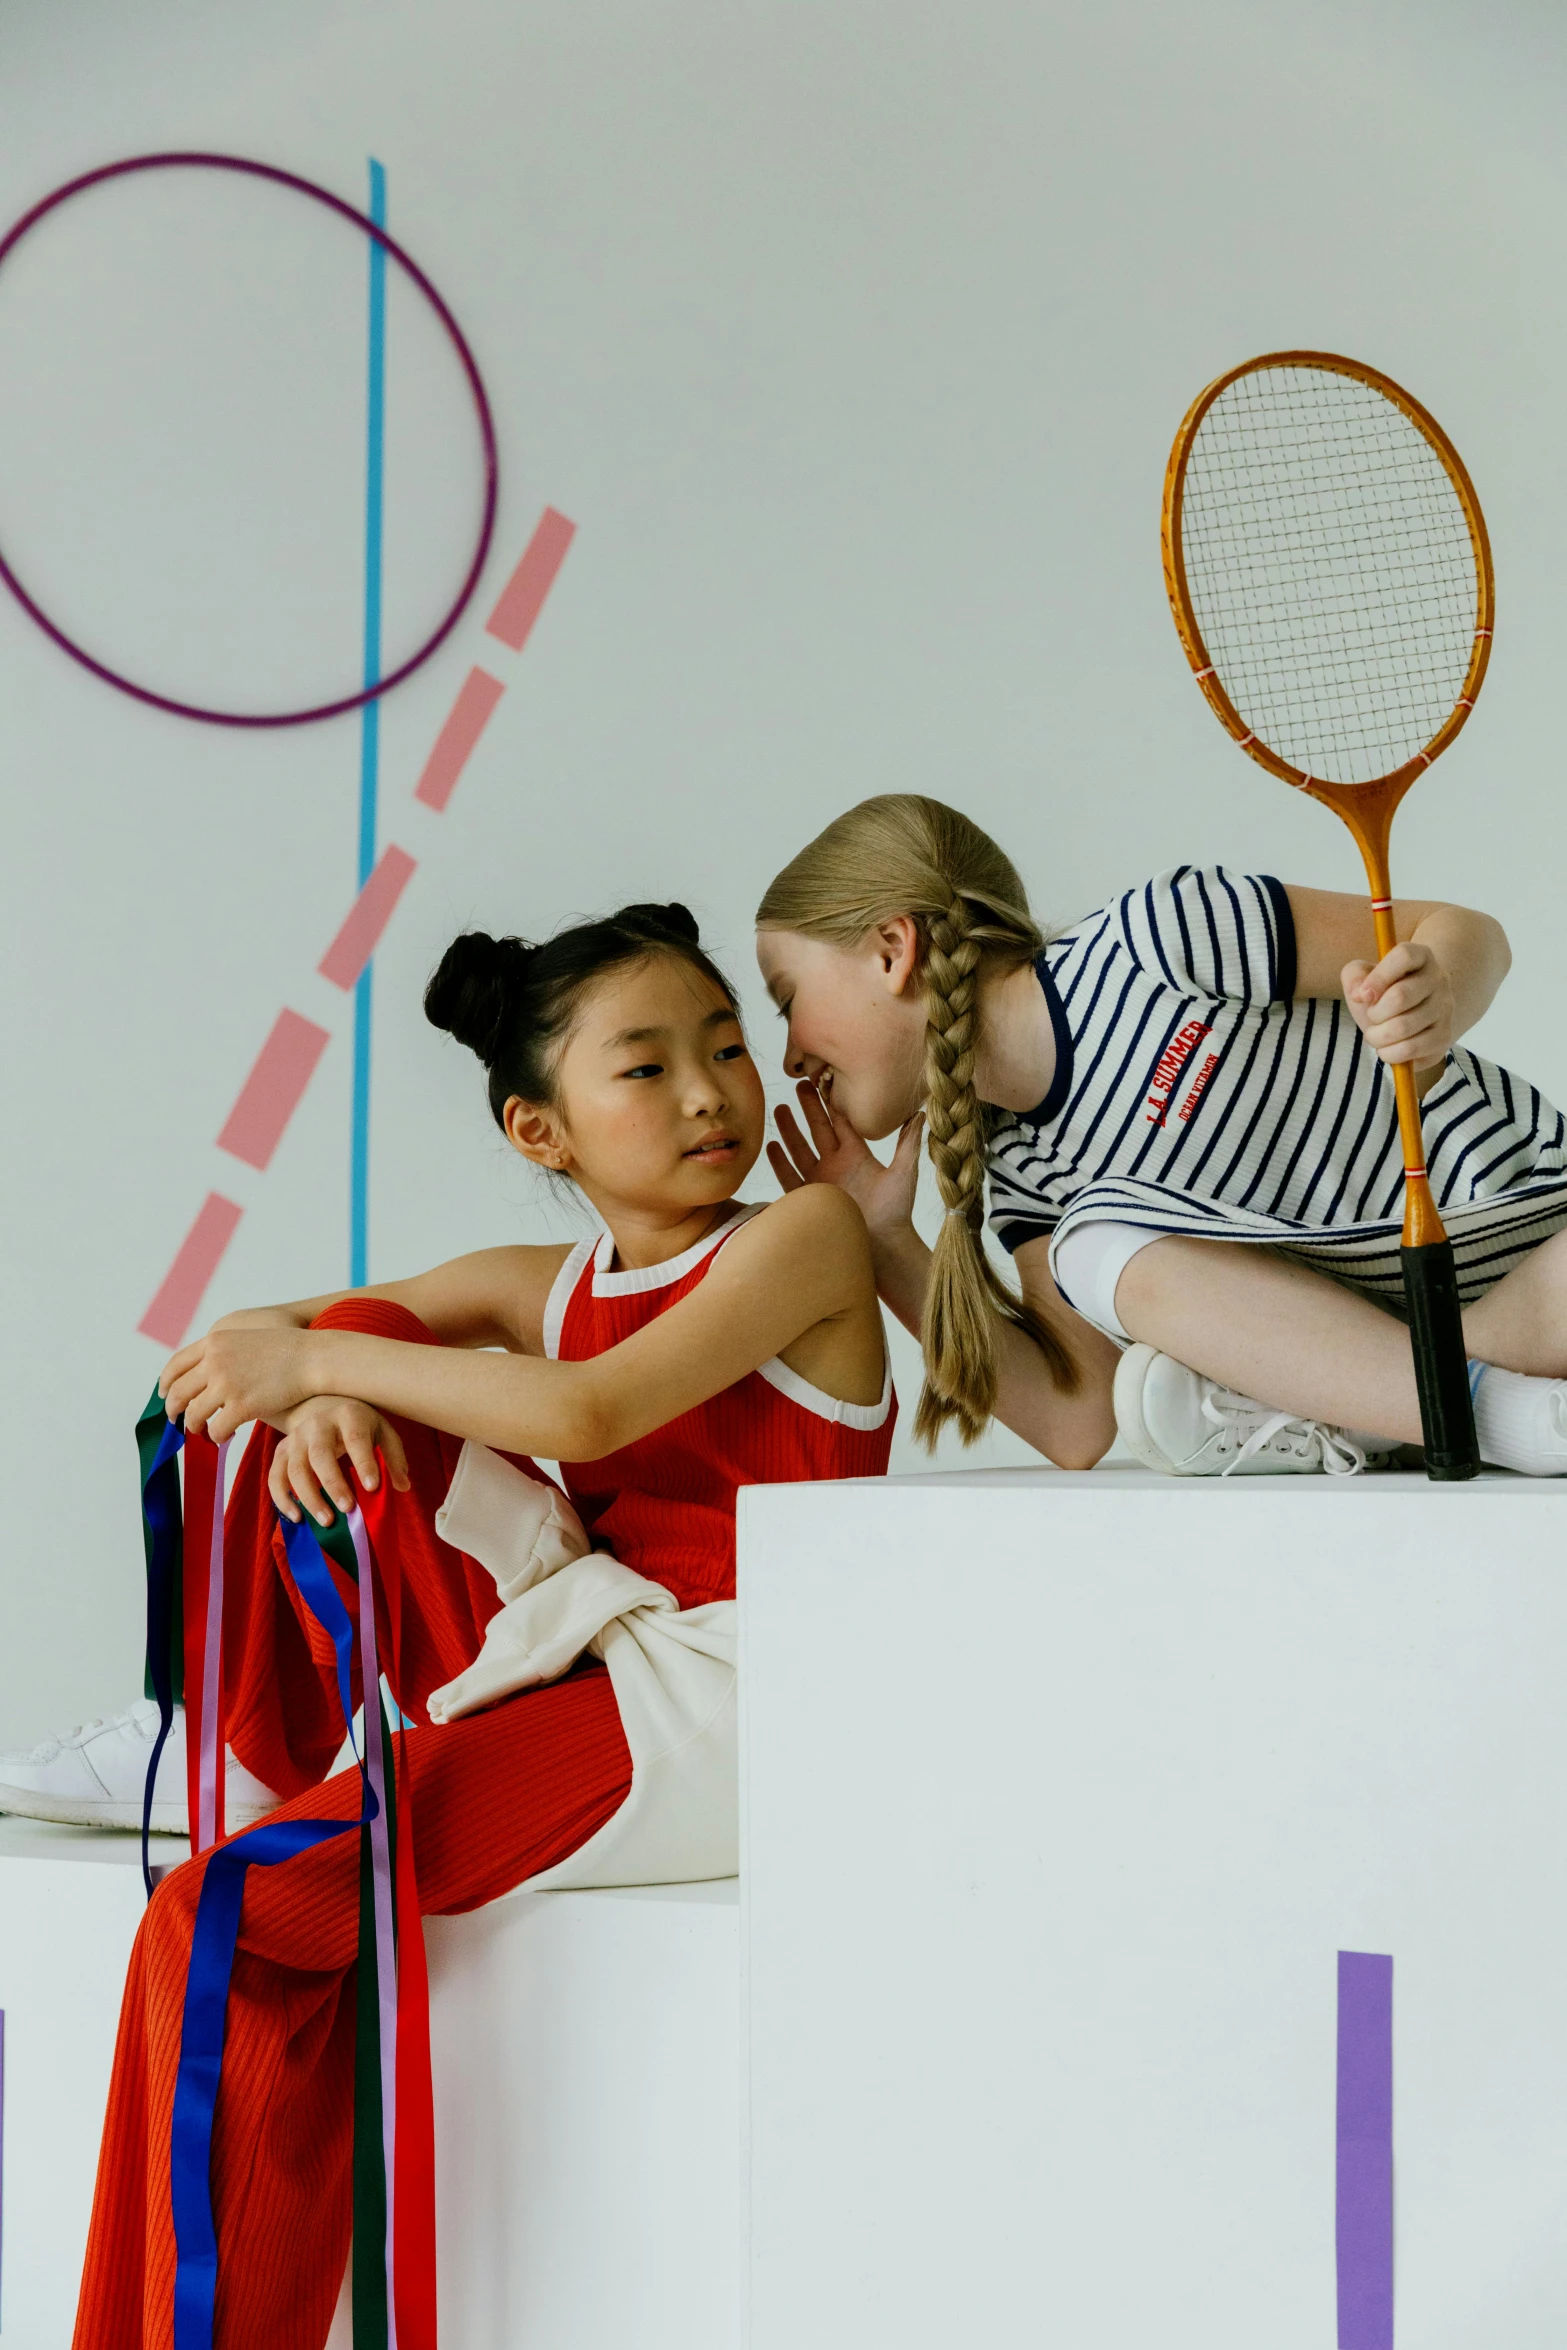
[1112,1235,1213,1333]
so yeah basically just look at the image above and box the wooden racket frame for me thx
[1161,348,1495,1250]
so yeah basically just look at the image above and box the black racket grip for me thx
[1400,1239,1480,1481]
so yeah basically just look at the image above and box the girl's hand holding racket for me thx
[1343,938,1458,1076]
[769,1079,923,1238]
[268,1397,412,1527]
[1163,347,1493,1476]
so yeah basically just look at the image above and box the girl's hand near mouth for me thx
[769,1079,923,1239]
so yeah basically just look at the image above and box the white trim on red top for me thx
[755,1351,893,1430]
[589,1201,762,1296]
[542,1197,893,1426]
[542,1236,597,1361]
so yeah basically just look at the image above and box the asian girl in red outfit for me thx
[73,901,892,2350]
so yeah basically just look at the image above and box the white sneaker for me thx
[0,1699,279,1834]
[1114,1344,1393,1478]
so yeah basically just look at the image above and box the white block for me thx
[0,1821,162,2350]
[0,1818,737,2349]
[428,1881,739,2350]
[738,1468,1567,2350]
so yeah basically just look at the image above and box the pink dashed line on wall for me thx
[216,1009,333,1171]
[414,667,505,812]
[318,844,419,991]
[135,507,576,1347]
[485,507,576,651]
[139,1194,245,1348]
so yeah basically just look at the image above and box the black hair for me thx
[425,901,739,1127]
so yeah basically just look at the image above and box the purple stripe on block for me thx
[484,506,575,651]
[215,1008,331,1170]
[138,1194,245,1347]
[413,665,505,812]
[318,844,417,992]
[1337,1950,1394,2350]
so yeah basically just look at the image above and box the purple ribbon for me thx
[195,1440,229,1854]
[351,1508,401,2347]
[1337,1950,1394,2350]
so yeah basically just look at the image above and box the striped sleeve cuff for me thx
[1258,874,1297,1003]
[1124,866,1296,1008]
[991,1216,1055,1257]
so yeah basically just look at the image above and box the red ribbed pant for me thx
[73,1302,633,2350]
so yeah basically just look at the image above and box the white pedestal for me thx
[0,1822,155,2350]
[738,1468,1567,2350]
[0,1818,737,2350]
[426,1880,739,2350]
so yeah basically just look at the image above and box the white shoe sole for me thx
[1113,1343,1188,1475]
[0,1783,273,1834]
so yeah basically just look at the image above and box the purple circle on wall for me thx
[0,151,500,728]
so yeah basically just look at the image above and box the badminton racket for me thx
[1161,349,1494,1480]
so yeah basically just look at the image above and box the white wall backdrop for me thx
[1,0,1564,1740]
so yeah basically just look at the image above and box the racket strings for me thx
[1180,367,1480,785]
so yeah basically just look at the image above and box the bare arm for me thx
[210,1244,572,1354]
[768,1084,1119,1469]
[1285,885,1511,1096]
[865,1220,1119,1468]
[161,1186,883,1464]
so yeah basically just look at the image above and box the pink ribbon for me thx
[350,1505,401,2342]
[195,1439,229,1854]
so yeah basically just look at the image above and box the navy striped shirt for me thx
[987,866,1567,1278]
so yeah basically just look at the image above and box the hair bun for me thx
[424,930,537,1066]
[615,900,700,946]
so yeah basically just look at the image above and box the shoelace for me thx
[13,1715,113,1762]
[1200,1387,1368,1479]
[53,1701,166,1751]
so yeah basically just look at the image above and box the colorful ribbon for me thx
[136,1391,186,1895]
[139,1393,435,2350]
[136,1397,229,1880]
[181,1429,230,1854]
[350,1508,402,2348]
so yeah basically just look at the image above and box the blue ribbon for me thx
[169,1512,380,2350]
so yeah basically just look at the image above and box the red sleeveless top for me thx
[544,1203,895,1611]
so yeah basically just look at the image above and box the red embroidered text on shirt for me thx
[1144,1021,1213,1126]
[1177,1050,1221,1123]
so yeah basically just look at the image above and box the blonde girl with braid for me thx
[757,795,1567,1478]
[757,796,1123,1466]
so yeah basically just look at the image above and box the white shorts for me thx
[1051,1219,1162,1345]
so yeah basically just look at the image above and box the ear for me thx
[871,914,922,999]
[502,1096,574,1173]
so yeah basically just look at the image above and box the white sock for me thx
[1469,1362,1567,1475]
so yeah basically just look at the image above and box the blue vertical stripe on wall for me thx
[351,158,388,1289]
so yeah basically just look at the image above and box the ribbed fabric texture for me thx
[555,1225,896,1609]
[73,1301,632,2350]
[220,1296,538,1800]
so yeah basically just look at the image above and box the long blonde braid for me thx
[757,794,1078,1447]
